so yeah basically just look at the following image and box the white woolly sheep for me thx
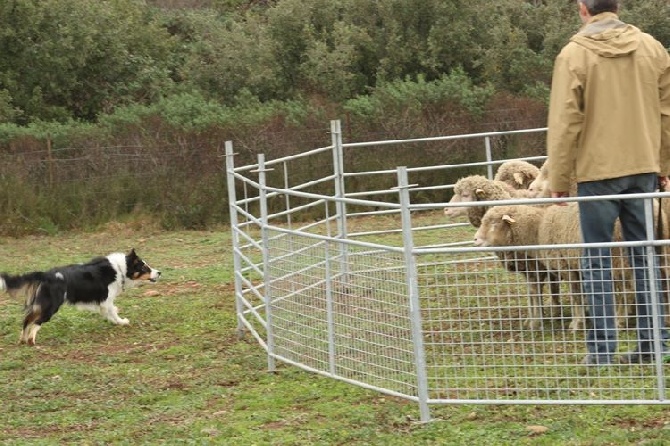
[544,197,670,325]
[474,204,563,330]
[527,159,578,198]
[444,175,531,227]
[475,203,622,331]
[493,160,541,190]
[477,202,670,331]
[528,160,670,327]
[538,203,670,330]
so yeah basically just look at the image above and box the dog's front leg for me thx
[100,303,129,325]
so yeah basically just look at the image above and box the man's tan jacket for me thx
[547,12,670,193]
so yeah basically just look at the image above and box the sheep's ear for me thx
[475,188,485,198]
[513,172,524,185]
[502,214,516,224]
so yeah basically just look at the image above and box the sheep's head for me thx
[475,187,492,200]
[444,179,479,217]
[528,160,550,198]
[493,160,540,190]
[473,212,515,247]
[443,191,469,217]
[500,170,537,190]
[513,171,540,189]
[527,176,550,198]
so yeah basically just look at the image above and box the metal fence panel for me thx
[227,121,669,421]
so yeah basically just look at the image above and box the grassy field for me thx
[1,222,669,445]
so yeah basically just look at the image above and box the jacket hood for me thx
[570,12,640,57]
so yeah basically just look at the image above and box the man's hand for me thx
[551,191,569,206]
[658,176,669,191]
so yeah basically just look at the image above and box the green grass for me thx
[1,222,670,445]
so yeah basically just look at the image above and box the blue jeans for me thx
[578,173,668,359]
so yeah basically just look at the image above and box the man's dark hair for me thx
[579,0,619,15]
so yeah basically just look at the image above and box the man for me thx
[547,0,670,365]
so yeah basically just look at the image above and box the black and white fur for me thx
[0,249,161,345]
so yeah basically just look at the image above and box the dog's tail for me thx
[2,272,67,346]
[0,271,57,307]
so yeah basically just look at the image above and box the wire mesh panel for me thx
[227,122,670,422]
[266,228,419,397]
[418,248,669,403]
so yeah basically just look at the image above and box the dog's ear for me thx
[128,248,137,257]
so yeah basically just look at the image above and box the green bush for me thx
[344,69,494,120]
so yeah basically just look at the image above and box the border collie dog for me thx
[0,249,161,345]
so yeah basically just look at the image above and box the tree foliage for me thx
[0,0,667,125]
[0,0,175,123]
[0,0,667,234]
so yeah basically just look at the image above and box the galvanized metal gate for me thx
[226,120,670,422]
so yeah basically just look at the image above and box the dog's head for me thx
[125,249,161,282]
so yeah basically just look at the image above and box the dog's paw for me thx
[118,318,130,325]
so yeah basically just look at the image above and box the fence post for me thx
[484,136,494,180]
[282,161,292,228]
[257,153,276,372]
[331,120,350,281]
[396,166,431,423]
[325,237,337,376]
[643,197,666,399]
[46,134,55,188]
[225,141,246,339]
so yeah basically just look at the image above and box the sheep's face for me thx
[514,171,537,189]
[527,177,550,198]
[443,188,474,217]
[473,214,514,247]
[512,172,526,187]
[528,161,550,198]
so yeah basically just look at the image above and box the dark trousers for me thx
[578,173,668,358]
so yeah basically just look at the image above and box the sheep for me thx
[544,191,670,325]
[612,199,670,328]
[474,204,563,330]
[531,158,670,225]
[536,204,591,330]
[527,159,578,198]
[476,202,669,331]
[444,175,531,227]
[527,159,670,327]
[540,203,670,330]
[493,160,541,190]
[474,203,606,331]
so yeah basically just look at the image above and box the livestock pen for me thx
[226,120,670,422]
